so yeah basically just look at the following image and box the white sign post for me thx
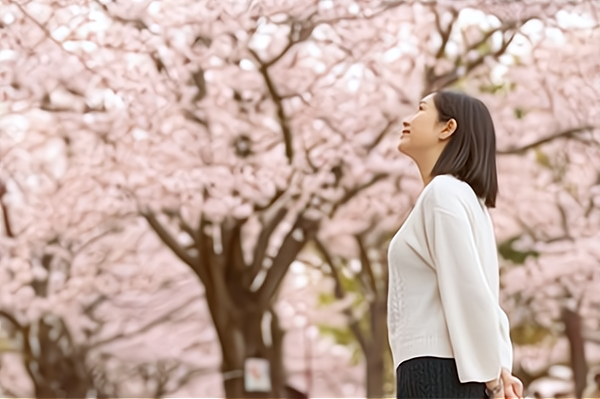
[244,357,272,393]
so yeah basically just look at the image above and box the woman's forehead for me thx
[420,93,436,104]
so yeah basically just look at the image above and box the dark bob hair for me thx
[431,90,498,208]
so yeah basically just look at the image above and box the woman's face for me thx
[397,93,444,156]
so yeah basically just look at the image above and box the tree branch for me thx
[264,19,314,68]
[254,188,287,212]
[256,215,319,306]
[141,210,205,282]
[249,48,295,163]
[243,207,288,286]
[0,310,25,332]
[9,1,101,77]
[0,200,14,238]
[313,239,344,299]
[425,17,532,94]
[0,310,37,385]
[91,0,150,31]
[166,208,199,246]
[497,125,596,155]
[197,216,238,327]
[312,1,405,26]
[222,220,247,275]
[356,235,377,299]
[432,6,459,60]
[313,239,369,354]
[366,119,395,151]
[331,173,387,215]
[88,296,199,349]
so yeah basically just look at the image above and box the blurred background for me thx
[0,0,599,398]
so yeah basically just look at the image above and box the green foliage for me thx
[510,322,554,346]
[317,292,336,306]
[318,325,355,346]
[514,107,527,119]
[476,40,492,55]
[479,81,516,94]
[318,325,361,365]
[382,347,396,397]
[316,265,372,365]
[535,149,552,169]
[338,267,363,295]
[497,236,540,264]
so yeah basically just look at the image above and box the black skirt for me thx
[396,357,488,399]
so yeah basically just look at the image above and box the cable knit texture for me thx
[397,357,488,399]
[387,174,513,385]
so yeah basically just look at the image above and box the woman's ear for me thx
[439,118,457,140]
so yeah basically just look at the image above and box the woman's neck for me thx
[414,147,445,187]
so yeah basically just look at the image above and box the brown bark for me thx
[562,307,588,398]
[145,210,318,398]
[316,236,390,399]
[216,306,285,399]
[365,298,388,398]
[0,311,106,398]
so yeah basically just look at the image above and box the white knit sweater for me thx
[387,174,513,383]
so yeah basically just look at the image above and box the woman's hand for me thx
[486,381,505,399]
[501,368,524,399]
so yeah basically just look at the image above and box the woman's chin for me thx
[397,141,409,155]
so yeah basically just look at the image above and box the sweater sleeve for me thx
[498,303,514,372]
[427,205,506,383]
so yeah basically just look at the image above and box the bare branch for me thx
[313,1,405,26]
[0,185,14,238]
[257,215,319,306]
[249,48,295,163]
[313,239,368,354]
[8,1,102,78]
[432,6,459,60]
[244,207,288,286]
[313,239,345,299]
[221,219,247,275]
[0,310,25,332]
[356,235,377,299]
[425,16,533,93]
[141,210,204,281]
[331,173,388,215]
[89,296,199,349]
[265,19,315,68]
[365,119,396,152]
[91,0,150,31]
[497,125,596,155]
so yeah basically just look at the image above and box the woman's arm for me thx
[426,205,507,384]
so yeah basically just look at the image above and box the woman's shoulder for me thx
[422,174,479,213]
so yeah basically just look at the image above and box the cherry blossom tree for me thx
[481,17,600,397]
[1,0,390,394]
[307,2,600,397]
[0,188,211,398]
[2,0,599,397]
[1,1,403,396]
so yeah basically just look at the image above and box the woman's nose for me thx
[402,120,410,128]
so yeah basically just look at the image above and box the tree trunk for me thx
[6,315,105,399]
[143,211,319,398]
[365,298,387,398]
[208,288,286,399]
[562,307,588,398]
[221,309,285,398]
[365,348,384,399]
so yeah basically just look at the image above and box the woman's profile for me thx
[387,91,524,399]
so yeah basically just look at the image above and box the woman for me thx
[387,91,524,399]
